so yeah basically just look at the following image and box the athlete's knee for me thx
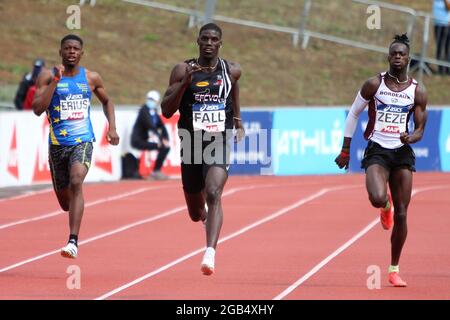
[69,173,84,191]
[394,207,408,225]
[205,186,222,205]
[368,192,387,208]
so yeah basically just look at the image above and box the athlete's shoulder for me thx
[360,74,382,100]
[35,68,53,87]
[365,74,383,87]
[84,68,100,79]
[224,60,241,80]
[414,80,427,106]
[169,62,190,82]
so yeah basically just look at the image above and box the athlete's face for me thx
[60,40,83,68]
[197,29,222,59]
[388,43,410,71]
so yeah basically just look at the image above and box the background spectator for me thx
[131,90,171,180]
[14,58,46,110]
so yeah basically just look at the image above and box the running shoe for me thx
[61,242,78,259]
[388,272,407,287]
[201,249,215,276]
[380,194,394,230]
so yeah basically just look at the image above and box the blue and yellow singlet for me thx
[47,67,95,146]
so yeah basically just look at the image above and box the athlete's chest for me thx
[53,78,92,121]
[373,85,415,134]
[189,71,225,96]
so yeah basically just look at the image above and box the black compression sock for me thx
[68,234,78,247]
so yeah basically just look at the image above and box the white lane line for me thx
[273,185,450,300]
[95,184,359,300]
[0,184,177,231]
[0,183,281,273]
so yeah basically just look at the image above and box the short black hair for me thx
[60,34,83,47]
[390,33,410,50]
[199,23,222,38]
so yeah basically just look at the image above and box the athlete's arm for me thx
[445,0,450,11]
[32,66,63,116]
[400,83,427,144]
[161,62,201,118]
[229,61,245,143]
[335,76,380,169]
[88,71,120,146]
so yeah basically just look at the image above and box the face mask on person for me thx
[146,100,157,109]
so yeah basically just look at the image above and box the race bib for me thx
[60,94,90,120]
[375,105,408,134]
[192,102,226,132]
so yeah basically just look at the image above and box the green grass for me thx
[0,0,448,107]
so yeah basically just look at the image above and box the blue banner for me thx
[271,108,347,175]
[229,111,273,175]
[348,111,370,172]
[439,109,450,172]
[412,109,441,171]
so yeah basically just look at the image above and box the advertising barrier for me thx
[271,108,347,175]
[0,107,447,187]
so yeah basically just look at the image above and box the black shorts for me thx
[361,140,416,172]
[179,130,231,194]
[49,142,93,191]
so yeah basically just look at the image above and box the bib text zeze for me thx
[375,105,408,134]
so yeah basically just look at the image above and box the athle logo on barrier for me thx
[33,118,51,183]
[7,124,19,180]
[94,125,113,174]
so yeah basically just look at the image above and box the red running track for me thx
[0,173,449,300]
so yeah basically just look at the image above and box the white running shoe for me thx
[201,247,215,276]
[61,242,78,259]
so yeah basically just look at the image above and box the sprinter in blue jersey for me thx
[32,34,120,259]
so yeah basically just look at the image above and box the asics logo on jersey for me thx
[66,94,84,100]
[383,106,404,113]
[200,105,221,111]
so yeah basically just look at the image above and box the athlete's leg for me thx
[68,162,89,235]
[388,168,412,266]
[181,161,207,222]
[49,147,71,211]
[55,188,71,212]
[203,166,228,249]
[66,142,92,236]
[365,164,390,208]
[184,191,207,222]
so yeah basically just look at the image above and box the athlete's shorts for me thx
[179,130,231,194]
[49,142,93,191]
[361,140,416,172]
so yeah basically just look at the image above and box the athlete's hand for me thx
[234,119,245,143]
[400,132,411,144]
[335,149,350,170]
[107,128,120,146]
[52,64,65,82]
[181,62,202,86]
[234,127,245,143]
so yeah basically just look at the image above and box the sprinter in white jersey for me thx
[335,34,428,287]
